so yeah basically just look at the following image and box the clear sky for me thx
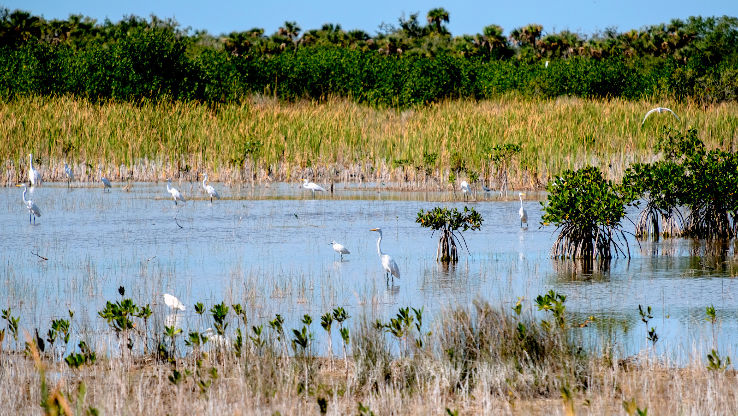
[5,0,738,37]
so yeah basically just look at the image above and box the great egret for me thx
[64,163,74,188]
[518,192,528,228]
[202,173,220,202]
[163,293,185,311]
[460,180,471,200]
[20,185,41,224]
[28,154,41,186]
[302,179,326,196]
[330,241,350,261]
[99,168,112,192]
[370,228,400,284]
[166,179,186,205]
[641,107,679,127]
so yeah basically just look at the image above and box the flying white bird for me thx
[302,179,326,196]
[330,241,350,261]
[64,163,74,188]
[202,173,220,202]
[99,168,112,192]
[460,180,471,200]
[370,228,400,284]
[518,192,528,228]
[163,293,185,311]
[28,154,41,186]
[166,179,186,205]
[20,185,41,224]
[641,107,680,127]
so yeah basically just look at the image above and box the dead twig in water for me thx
[174,216,183,229]
[31,250,48,261]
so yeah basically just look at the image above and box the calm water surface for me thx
[1,181,737,361]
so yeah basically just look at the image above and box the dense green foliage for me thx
[624,129,738,240]
[542,166,632,261]
[0,9,737,106]
[416,206,483,262]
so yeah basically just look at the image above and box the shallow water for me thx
[1,181,737,361]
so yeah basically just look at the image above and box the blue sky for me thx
[5,0,738,37]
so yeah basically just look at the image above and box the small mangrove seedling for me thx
[2,308,20,348]
[64,340,96,369]
[250,324,265,355]
[333,307,350,371]
[535,290,567,331]
[269,314,287,358]
[164,325,182,358]
[706,305,718,349]
[638,305,658,349]
[707,349,731,371]
[416,206,483,263]
[321,312,334,369]
[209,302,229,337]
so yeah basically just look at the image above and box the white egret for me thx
[370,228,400,284]
[99,168,112,192]
[64,163,74,188]
[641,107,679,127]
[330,241,350,261]
[28,154,41,186]
[302,178,326,196]
[460,180,471,200]
[20,185,41,224]
[166,179,186,205]
[163,293,185,311]
[519,192,528,228]
[202,173,220,202]
[203,328,231,350]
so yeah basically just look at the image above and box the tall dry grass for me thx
[1,95,736,188]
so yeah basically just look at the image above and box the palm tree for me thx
[426,8,450,34]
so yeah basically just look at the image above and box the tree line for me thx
[1,8,737,106]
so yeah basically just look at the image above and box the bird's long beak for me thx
[370,228,378,231]
[15,184,23,187]
[521,193,526,197]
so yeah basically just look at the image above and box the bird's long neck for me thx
[22,188,28,203]
[28,155,33,169]
[519,196,523,207]
[376,233,384,257]
[167,182,172,191]
[202,177,207,188]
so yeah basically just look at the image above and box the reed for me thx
[1,95,736,189]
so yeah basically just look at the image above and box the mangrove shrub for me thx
[416,206,483,263]
[542,166,632,261]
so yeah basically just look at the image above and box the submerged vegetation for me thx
[2,290,735,414]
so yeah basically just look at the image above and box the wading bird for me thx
[28,153,41,186]
[370,228,400,284]
[20,185,41,224]
[518,192,528,228]
[166,179,186,205]
[99,168,112,192]
[302,179,326,196]
[163,293,185,311]
[330,241,350,261]
[64,163,74,188]
[202,173,220,203]
[641,107,679,127]
[460,180,471,200]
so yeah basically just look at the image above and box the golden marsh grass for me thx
[1,95,736,188]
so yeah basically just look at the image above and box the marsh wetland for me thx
[2,180,738,414]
